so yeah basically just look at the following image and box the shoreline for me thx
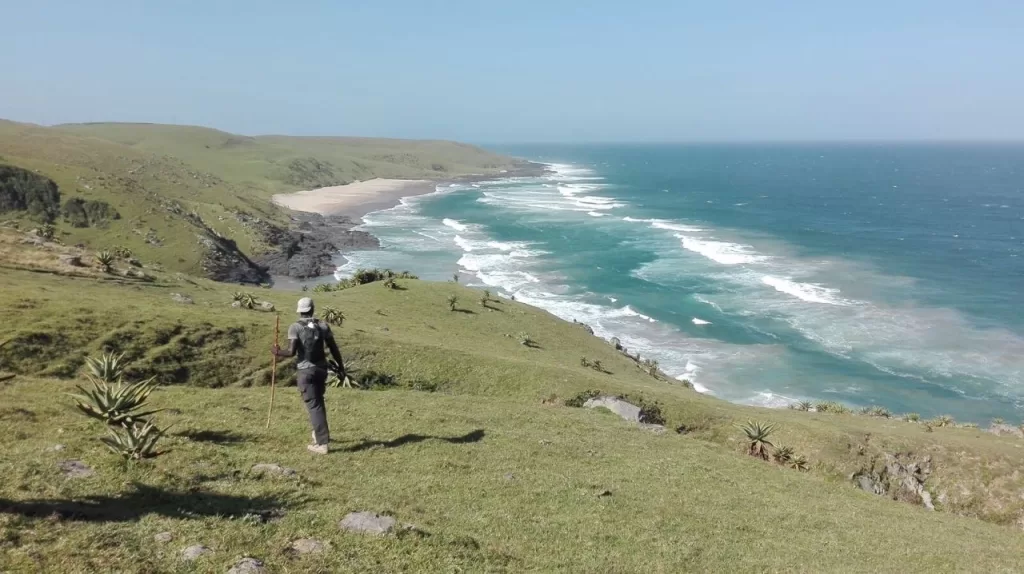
[271,178,439,221]
[267,163,550,288]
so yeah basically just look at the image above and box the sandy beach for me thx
[272,178,437,219]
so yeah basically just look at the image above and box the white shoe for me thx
[307,443,328,455]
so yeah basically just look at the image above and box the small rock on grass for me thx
[153,531,173,543]
[251,463,296,477]
[170,293,194,304]
[180,545,212,561]
[289,538,327,555]
[58,460,93,478]
[228,557,267,574]
[339,511,397,535]
[49,444,66,452]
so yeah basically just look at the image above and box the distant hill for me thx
[0,120,532,281]
[55,122,530,195]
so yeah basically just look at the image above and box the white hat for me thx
[296,297,314,313]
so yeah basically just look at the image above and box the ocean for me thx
[339,144,1024,422]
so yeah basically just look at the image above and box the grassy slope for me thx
[2,262,1024,571]
[0,120,527,277]
[54,122,527,195]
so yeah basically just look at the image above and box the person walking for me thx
[271,296,345,454]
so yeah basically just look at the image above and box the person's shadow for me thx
[0,482,296,523]
[340,429,485,452]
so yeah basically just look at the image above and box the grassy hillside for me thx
[0,120,531,281]
[55,122,530,195]
[2,227,1024,571]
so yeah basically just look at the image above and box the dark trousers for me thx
[297,367,329,445]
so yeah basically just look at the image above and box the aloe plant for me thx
[101,420,169,460]
[85,351,127,383]
[69,376,162,427]
[95,250,115,272]
[447,294,458,311]
[232,291,257,309]
[739,421,776,460]
[790,454,810,472]
[772,445,794,464]
[321,306,345,326]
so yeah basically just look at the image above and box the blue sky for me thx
[2,1,1022,142]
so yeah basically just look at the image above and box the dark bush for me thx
[62,198,120,228]
[565,389,602,408]
[0,165,61,222]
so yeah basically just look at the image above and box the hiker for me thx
[271,296,346,454]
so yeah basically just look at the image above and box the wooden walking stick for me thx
[266,314,280,429]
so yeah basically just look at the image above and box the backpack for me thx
[294,318,327,367]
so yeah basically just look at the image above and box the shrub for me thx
[992,418,1005,425]
[790,455,810,472]
[85,351,127,383]
[232,291,257,310]
[633,396,666,425]
[301,284,309,292]
[772,445,794,464]
[959,422,979,429]
[739,421,776,460]
[452,273,459,283]
[519,333,536,347]
[101,420,169,460]
[382,277,398,289]
[321,306,345,326]
[580,357,590,368]
[112,245,133,259]
[69,376,161,427]
[35,223,56,240]
[312,283,333,293]
[861,406,891,418]
[641,359,660,378]
[902,413,921,422]
[95,250,115,272]
[483,289,492,301]
[447,294,459,311]
[565,389,602,408]
[815,401,850,414]
[397,271,418,279]
[929,415,955,428]
[791,401,812,412]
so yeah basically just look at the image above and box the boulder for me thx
[251,463,296,477]
[170,293,194,304]
[227,557,266,574]
[153,532,173,543]
[58,460,93,478]
[583,396,642,423]
[180,545,212,561]
[58,254,82,267]
[258,301,275,312]
[289,538,326,555]
[339,511,397,536]
[851,453,934,510]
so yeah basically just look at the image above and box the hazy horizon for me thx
[3,1,1022,142]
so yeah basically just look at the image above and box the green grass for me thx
[2,264,1024,571]
[4,380,1024,573]
[53,122,529,195]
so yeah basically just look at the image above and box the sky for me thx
[2,1,1022,142]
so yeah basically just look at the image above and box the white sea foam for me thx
[588,211,607,217]
[443,218,470,232]
[761,275,850,306]
[651,221,704,233]
[692,318,711,325]
[676,234,768,265]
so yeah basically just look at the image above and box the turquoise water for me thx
[341,144,1024,422]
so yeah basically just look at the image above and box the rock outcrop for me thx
[252,212,379,280]
[851,453,935,510]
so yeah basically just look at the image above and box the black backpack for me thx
[294,318,327,366]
